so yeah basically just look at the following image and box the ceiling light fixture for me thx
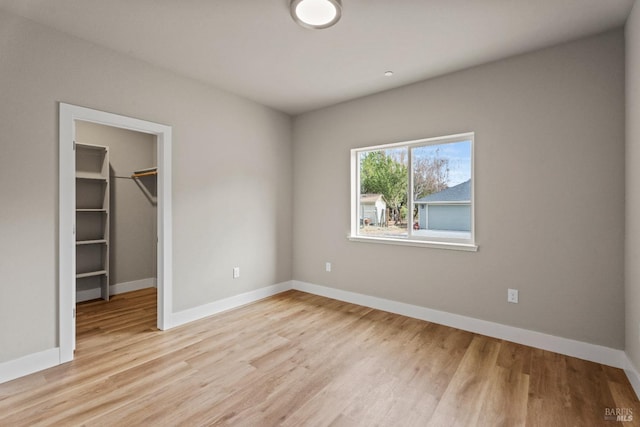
[384,71,394,77]
[290,0,342,30]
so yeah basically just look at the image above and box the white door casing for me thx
[59,103,172,362]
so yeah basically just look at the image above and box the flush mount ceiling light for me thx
[290,0,342,30]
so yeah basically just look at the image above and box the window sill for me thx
[347,235,478,252]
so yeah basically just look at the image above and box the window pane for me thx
[358,147,408,238]
[412,140,472,240]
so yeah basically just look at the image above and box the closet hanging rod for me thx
[131,170,158,178]
[131,166,158,179]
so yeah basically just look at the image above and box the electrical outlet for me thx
[507,288,519,304]
[325,262,331,272]
[233,267,240,279]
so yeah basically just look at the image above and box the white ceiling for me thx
[0,0,634,114]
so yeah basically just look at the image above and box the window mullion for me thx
[407,146,413,238]
[354,150,361,235]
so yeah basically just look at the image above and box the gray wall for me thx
[76,122,157,288]
[626,3,640,374]
[292,30,625,349]
[0,10,292,363]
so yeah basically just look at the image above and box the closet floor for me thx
[76,287,158,338]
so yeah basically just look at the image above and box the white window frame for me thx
[349,132,477,252]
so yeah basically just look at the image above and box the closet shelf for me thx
[75,142,107,151]
[76,270,107,279]
[76,172,107,181]
[76,239,107,246]
[75,141,110,301]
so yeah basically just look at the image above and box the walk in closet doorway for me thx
[59,103,173,362]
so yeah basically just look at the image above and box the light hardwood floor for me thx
[0,288,638,426]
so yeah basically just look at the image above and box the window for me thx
[350,133,476,251]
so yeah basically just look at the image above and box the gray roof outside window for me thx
[415,179,471,203]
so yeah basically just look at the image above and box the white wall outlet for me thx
[507,288,519,304]
[233,267,240,279]
[325,262,332,272]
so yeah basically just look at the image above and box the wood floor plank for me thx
[282,356,393,427]
[476,365,529,427]
[0,288,638,426]
[426,335,502,426]
[608,380,640,426]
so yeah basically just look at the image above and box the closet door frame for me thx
[59,103,173,363]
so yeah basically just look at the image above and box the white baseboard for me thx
[624,355,640,399]
[76,277,157,303]
[110,277,156,295]
[168,281,293,328]
[292,280,626,369]
[0,347,60,384]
